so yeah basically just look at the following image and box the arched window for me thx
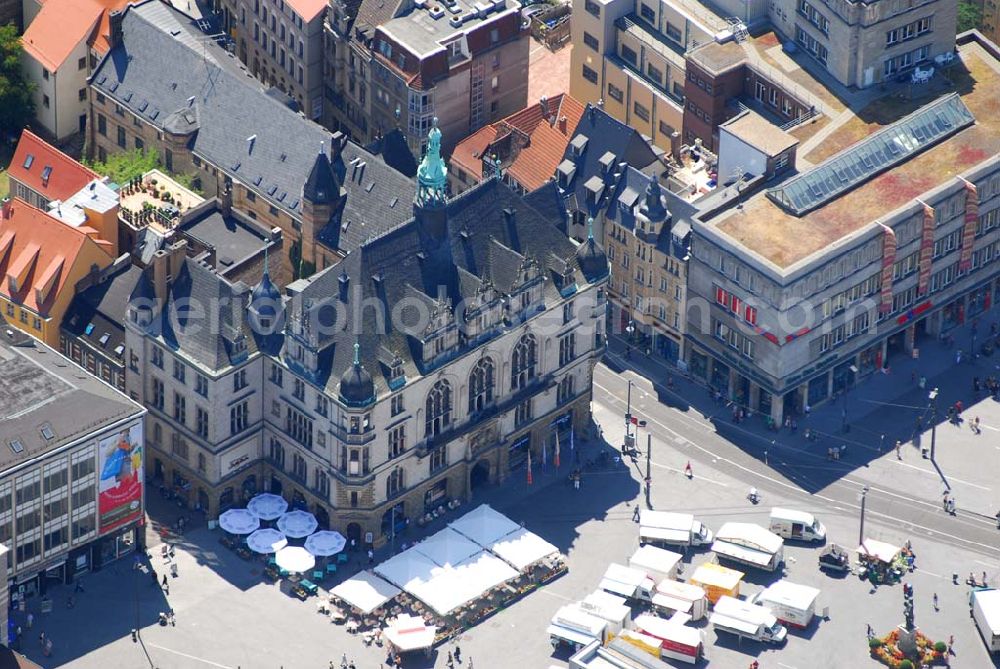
[468,357,495,413]
[511,334,537,391]
[268,438,285,468]
[386,468,405,498]
[557,374,575,404]
[424,379,452,437]
[314,470,329,498]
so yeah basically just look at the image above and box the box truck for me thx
[579,590,632,635]
[710,595,788,645]
[639,510,713,548]
[769,508,826,543]
[652,579,709,621]
[689,562,744,604]
[600,563,656,602]
[971,588,1000,654]
[712,522,784,571]
[633,614,705,665]
[548,604,608,650]
[628,545,683,582]
[749,580,820,628]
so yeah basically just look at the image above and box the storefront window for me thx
[689,351,707,381]
[710,361,730,394]
[808,375,829,404]
[423,479,448,512]
[942,301,961,331]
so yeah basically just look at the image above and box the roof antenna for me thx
[353,339,361,366]
[587,216,594,241]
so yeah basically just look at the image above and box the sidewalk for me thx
[603,319,1000,519]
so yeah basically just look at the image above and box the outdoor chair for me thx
[337,553,349,564]
[312,570,325,582]
[326,563,338,575]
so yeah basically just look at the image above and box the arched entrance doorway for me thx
[219,487,235,511]
[241,475,257,503]
[315,505,330,530]
[269,475,283,496]
[470,459,490,493]
[346,522,362,547]
[197,488,209,514]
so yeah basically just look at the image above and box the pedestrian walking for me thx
[974,416,981,434]
[341,652,348,667]
[38,631,45,646]
[367,549,374,566]
[162,574,168,587]
[866,623,874,638]
[632,506,640,522]
[684,461,693,478]
[948,634,954,654]
[933,592,938,610]
[454,645,462,662]
[896,440,903,459]
[26,613,33,629]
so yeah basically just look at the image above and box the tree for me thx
[88,148,160,183]
[958,1,983,33]
[0,24,35,136]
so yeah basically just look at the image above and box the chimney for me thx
[1,197,11,220]
[247,134,257,154]
[338,271,350,302]
[109,9,125,48]
[151,239,188,301]
[502,207,515,225]
[539,96,548,120]
[559,116,567,133]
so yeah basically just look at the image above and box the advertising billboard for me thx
[98,424,143,533]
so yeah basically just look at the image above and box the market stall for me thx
[413,528,482,567]
[448,504,520,546]
[383,614,437,656]
[489,527,559,572]
[857,539,905,584]
[408,551,518,616]
[332,571,402,615]
[374,549,438,591]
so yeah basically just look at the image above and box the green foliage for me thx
[898,660,913,669]
[0,24,35,133]
[171,172,203,195]
[869,637,884,649]
[88,148,160,184]
[959,1,983,33]
[933,641,947,653]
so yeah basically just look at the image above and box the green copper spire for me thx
[416,118,448,204]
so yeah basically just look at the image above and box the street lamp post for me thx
[645,433,652,510]
[625,320,635,358]
[929,387,939,460]
[859,485,870,545]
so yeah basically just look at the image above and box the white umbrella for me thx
[277,510,319,538]
[218,508,261,535]
[247,528,288,554]
[275,546,316,574]
[304,531,347,557]
[247,493,289,521]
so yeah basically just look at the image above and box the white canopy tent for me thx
[383,614,437,652]
[448,504,520,546]
[490,527,559,571]
[413,528,482,567]
[331,571,401,615]
[246,493,288,521]
[858,539,902,564]
[407,551,519,616]
[374,549,438,590]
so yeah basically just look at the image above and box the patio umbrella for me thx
[275,546,316,574]
[247,493,289,521]
[246,528,288,554]
[277,510,319,538]
[218,508,260,535]
[304,531,347,557]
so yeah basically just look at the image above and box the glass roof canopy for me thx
[767,93,975,216]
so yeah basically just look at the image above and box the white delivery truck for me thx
[652,579,709,621]
[710,595,788,645]
[639,510,713,548]
[633,614,705,665]
[971,588,1000,654]
[548,604,608,650]
[712,522,785,572]
[579,590,632,635]
[769,508,826,543]
[749,580,821,628]
[629,545,683,582]
[600,563,656,603]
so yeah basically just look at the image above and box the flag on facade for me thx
[526,450,533,486]
[554,431,561,469]
[541,438,547,467]
[569,426,575,451]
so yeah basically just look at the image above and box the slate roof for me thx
[292,178,606,398]
[366,129,419,178]
[603,166,695,260]
[0,325,143,468]
[62,261,142,360]
[91,0,415,254]
[354,0,407,38]
[558,104,660,224]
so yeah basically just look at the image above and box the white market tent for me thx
[858,539,902,564]
[489,527,559,571]
[448,504,520,546]
[408,551,518,616]
[332,571,401,615]
[413,528,482,567]
[629,544,682,579]
[714,522,783,554]
[383,614,437,652]
[374,549,438,590]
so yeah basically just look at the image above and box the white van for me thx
[579,590,632,635]
[600,563,656,602]
[769,508,826,542]
[710,595,787,645]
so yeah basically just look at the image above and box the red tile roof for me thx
[21,0,130,70]
[0,200,111,315]
[7,130,100,204]
[286,0,327,22]
[450,93,586,192]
